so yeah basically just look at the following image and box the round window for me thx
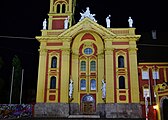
[84,48,93,55]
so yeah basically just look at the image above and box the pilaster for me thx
[71,53,79,103]
[104,40,114,103]
[97,53,105,103]
[60,48,70,103]
[36,41,47,102]
[128,46,140,103]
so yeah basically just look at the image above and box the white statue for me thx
[79,7,97,22]
[69,79,73,98]
[64,16,69,29]
[128,16,133,28]
[106,15,111,28]
[84,7,90,17]
[145,93,149,119]
[43,19,47,30]
[101,79,106,99]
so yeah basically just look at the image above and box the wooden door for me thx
[83,102,94,114]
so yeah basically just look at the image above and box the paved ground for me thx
[6,117,146,120]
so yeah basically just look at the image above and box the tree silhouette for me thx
[11,55,22,103]
[0,57,5,103]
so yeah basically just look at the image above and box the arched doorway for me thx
[81,95,95,114]
[163,99,168,120]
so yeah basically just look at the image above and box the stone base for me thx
[34,103,69,118]
[105,103,142,118]
[69,103,80,115]
[68,115,100,118]
[96,103,106,118]
[34,103,142,118]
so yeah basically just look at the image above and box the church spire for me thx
[48,0,75,30]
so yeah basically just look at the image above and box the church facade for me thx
[35,0,168,119]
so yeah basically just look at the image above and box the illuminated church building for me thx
[35,0,168,119]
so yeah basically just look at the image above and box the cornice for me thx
[35,36,72,42]
[116,35,141,40]
[138,62,168,65]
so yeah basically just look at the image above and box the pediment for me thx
[58,17,116,38]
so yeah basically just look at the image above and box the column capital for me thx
[129,48,138,54]
[105,48,114,55]
[62,48,70,55]
[39,49,47,56]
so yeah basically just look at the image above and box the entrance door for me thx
[83,102,94,114]
[82,95,95,114]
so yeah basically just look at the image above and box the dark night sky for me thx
[0,0,167,103]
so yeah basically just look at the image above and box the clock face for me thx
[142,71,149,80]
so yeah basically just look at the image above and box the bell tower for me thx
[48,0,75,30]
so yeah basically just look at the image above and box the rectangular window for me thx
[142,71,149,80]
[143,89,150,98]
[152,71,159,79]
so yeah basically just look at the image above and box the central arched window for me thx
[80,79,86,90]
[84,48,93,55]
[119,76,125,89]
[90,79,96,90]
[90,61,96,71]
[50,76,56,89]
[81,61,86,71]
[51,56,57,68]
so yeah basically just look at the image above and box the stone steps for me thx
[68,115,100,118]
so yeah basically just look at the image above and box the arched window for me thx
[163,99,168,120]
[90,61,96,71]
[51,56,57,68]
[62,4,66,13]
[82,95,94,102]
[90,79,96,90]
[80,79,86,90]
[50,76,56,89]
[57,4,60,13]
[81,61,86,71]
[118,56,124,68]
[119,76,125,89]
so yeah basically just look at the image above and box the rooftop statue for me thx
[64,16,69,29]
[43,19,47,30]
[79,7,97,22]
[106,15,111,28]
[128,16,133,28]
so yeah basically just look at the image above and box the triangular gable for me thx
[58,17,116,38]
